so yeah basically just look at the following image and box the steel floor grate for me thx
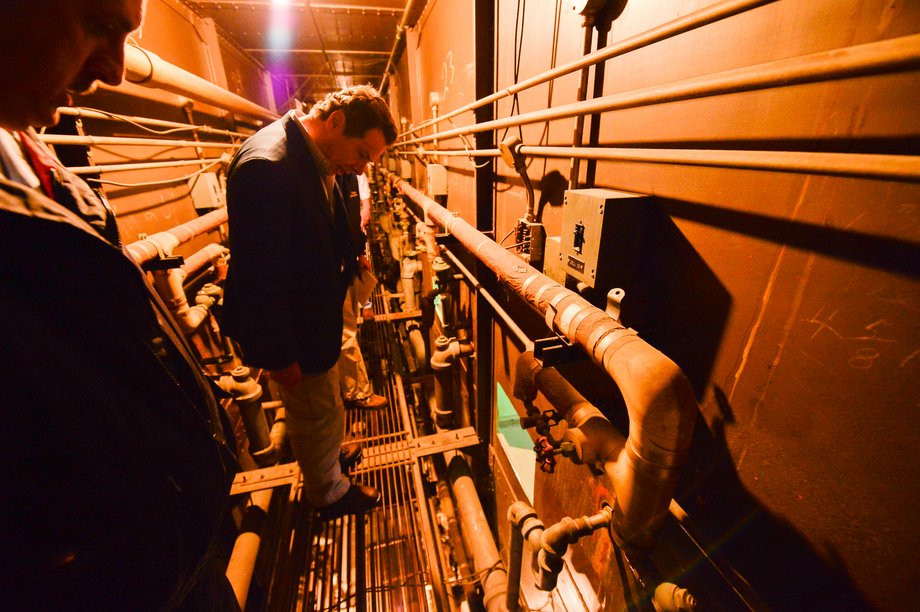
[286,289,437,612]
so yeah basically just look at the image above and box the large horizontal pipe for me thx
[124,45,277,123]
[398,0,777,140]
[126,208,228,264]
[40,134,238,150]
[401,33,920,146]
[441,246,533,351]
[68,157,224,176]
[387,171,698,549]
[58,107,250,139]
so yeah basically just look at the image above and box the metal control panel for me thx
[559,188,650,292]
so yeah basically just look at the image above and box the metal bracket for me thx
[409,426,479,458]
[533,335,586,368]
[229,462,300,496]
[141,254,185,271]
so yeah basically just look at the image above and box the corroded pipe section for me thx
[126,208,228,265]
[389,172,697,550]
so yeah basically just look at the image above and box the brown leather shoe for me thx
[345,393,388,410]
[339,442,362,473]
[317,483,382,520]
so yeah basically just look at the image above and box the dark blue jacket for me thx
[0,171,237,610]
[222,112,354,373]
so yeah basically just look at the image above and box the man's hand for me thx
[269,362,302,387]
[357,254,371,272]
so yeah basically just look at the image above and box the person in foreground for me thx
[222,86,397,520]
[0,0,239,609]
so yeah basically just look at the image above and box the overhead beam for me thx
[245,48,390,56]
[189,0,403,13]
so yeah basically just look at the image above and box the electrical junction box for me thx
[560,188,650,293]
[399,158,413,180]
[543,235,566,284]
[189,172,225,210]
[427,163,447,197]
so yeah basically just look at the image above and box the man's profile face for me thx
[0,0,145,130]
[319,110,388,176]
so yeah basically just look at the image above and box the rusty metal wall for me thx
[398,0,920,609]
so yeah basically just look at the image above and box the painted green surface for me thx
[496,381,535,503]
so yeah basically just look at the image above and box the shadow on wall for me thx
[663,200,920,281]
[676,394,874,611]
[625,201,732,399]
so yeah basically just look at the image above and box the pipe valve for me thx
[534,435,575,473]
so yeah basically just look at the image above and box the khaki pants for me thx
[337,283,373,401]
[277,366,350,507]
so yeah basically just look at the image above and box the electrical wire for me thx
[446,117,492,169]
[71,107,243,141]
[85,159,223,188]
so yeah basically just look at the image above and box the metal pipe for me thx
[569,24,595,190]
[514,351,627,466]
[126,208,228,264]
[401,33,920,146]
[520,145,920,182]
[387,172,698,551]
[447,454,509,612]
[218,367,276,466]
[152,243,228,334]
[441,246,533,351]
[225,488,273,608]
[39,134,239,149]
[67,157,224,176]
[415,145,920,182]
[417,149,500,157]
[398,0,777,140]
[124,45,277,123]
[506,501,545,612]
[436,478,477,601]
[379,0,421,93]
[58,106,249,139]
[536,506,613,591]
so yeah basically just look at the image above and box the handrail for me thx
[398,33,920,146]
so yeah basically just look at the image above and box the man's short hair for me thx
[308,85,398,145]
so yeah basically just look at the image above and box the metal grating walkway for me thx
[293,291,438,611]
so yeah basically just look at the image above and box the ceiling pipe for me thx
[379,0,421,94]
[385,170,698,550]
[124,44,277,123]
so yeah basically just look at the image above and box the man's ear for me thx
[327,109,346,134]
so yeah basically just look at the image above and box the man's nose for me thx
[91,41,127,87]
